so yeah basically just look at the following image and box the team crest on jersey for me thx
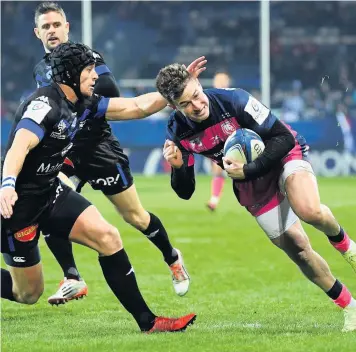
[50,119,70,139]
[221,120,236,136]
[14,225,38,242]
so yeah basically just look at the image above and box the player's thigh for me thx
[270,219,310,253]
[211,162,224,176]
[107,184,145,215]
[43,183,121,255]
[69,205,122,255]
[255,196,299,241]
[279,160,320,216]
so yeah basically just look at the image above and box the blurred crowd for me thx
[1,1,356,122]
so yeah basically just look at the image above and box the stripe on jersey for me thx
[15,119,45,141]
[94,97,110,118]
[95,65,111,75]
[180,117,241,154]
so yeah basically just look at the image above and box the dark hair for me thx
[156,63,192,105]
[34,2,66,26]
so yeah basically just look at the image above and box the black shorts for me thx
[61,134,134,195]
[1,179,91,267]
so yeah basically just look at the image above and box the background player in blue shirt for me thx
[156,63,356,332]
[32,2,206,303]
[206,71,231,211]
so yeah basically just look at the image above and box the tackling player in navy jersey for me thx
[0,42,197,333]
[156,63,356,332]
[32,2,206,304]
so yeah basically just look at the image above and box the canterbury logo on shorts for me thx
[14,225,38,242]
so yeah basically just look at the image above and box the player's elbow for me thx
[178,190,194,200]
[172,183,195,200]
[285,131,295,152]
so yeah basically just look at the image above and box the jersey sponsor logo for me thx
[14,225,38,242]
[53,183,64,204]
[221,120,236,135]
[61,143,73,157]
[213,148,224,157]
[23,100,52,124]
[244,96,270,125]
[13,257,26,263]
[88,174,120,187]
[37,162,62,175]
[36,96,49,104]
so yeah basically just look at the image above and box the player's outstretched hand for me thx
[163,140,184,169]
[222,157,246,180]
[0,187,18,219]
[185,56,207,79]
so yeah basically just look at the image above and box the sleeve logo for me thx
[244,96,270,125]
[23,99,52,124]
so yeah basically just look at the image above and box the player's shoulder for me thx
[33,54,50,74]
[205,87,250,107]
[22,85,62,112]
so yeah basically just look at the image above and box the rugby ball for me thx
[223,128,265,163]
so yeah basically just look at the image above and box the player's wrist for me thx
[1,175,17,189]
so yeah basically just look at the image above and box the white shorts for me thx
[255,196,298,240]
[278,159,315,195]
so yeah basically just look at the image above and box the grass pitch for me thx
[2,175,356,351]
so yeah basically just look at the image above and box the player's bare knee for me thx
[298,206,323,226]
[14,286,44,305]
[96,225,123,255]
[122,209,149,231]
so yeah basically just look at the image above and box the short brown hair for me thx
[34,2,66,26]
[156,63,192,104]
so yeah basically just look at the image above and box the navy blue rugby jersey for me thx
[4,84,110,196]
[166,88,308,168]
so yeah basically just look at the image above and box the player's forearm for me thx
[133,92,167,119]
[106,92,167,120]
[243,120,295,180]
[171,166,196,200]
[2,145,29,181]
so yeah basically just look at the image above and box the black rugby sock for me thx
[141,213,178,265]
[327,226,345,243]
[99,249,156,331]
[44,234,81,280]
[1,269,16,301]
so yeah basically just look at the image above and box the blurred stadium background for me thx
[1,1,356,351]
[1,0,356,176]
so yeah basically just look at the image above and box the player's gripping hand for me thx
[185,56,207,79]
[163,140,184,169]
[222,157,246,180]
[0,187,18,219]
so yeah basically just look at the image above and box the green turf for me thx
[2,175,356,351]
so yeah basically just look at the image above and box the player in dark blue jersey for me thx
[0,42,197,333]
[156,63,356,332]
[32,2,206,303]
